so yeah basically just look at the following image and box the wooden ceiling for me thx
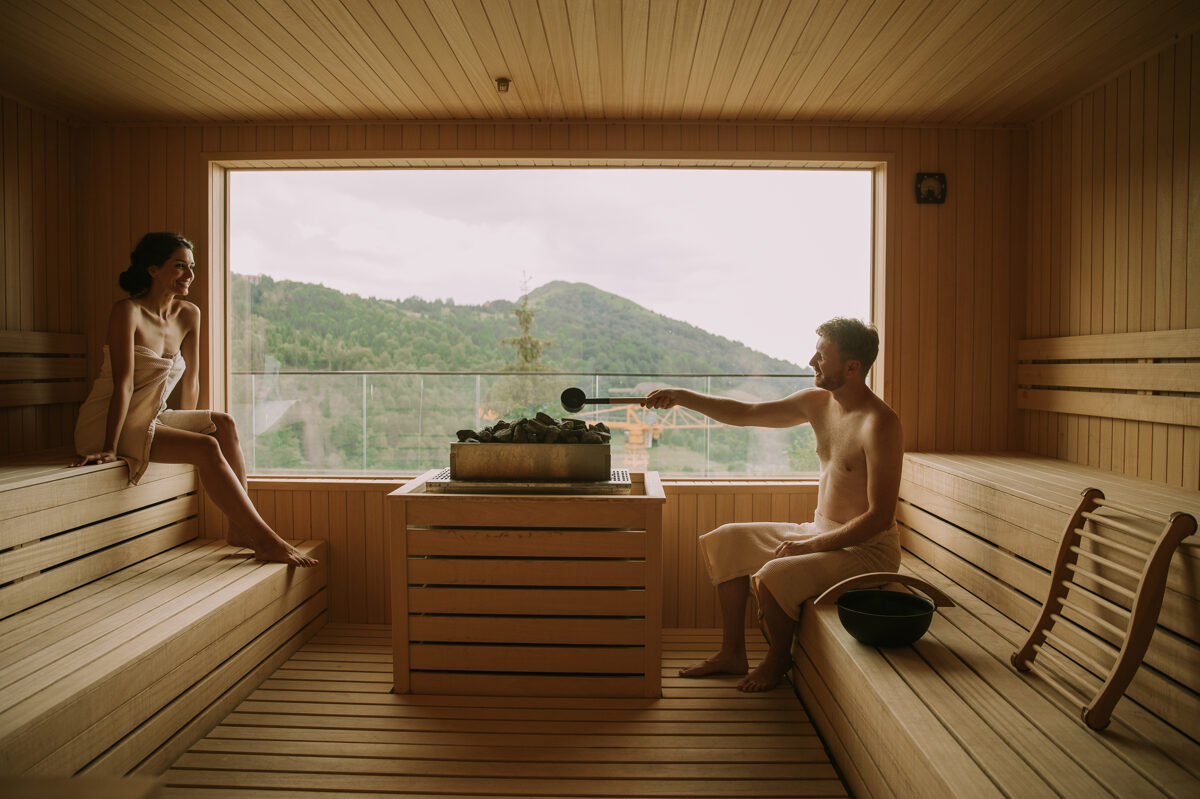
[1,0,1197,126]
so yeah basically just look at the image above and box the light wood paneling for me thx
[1025,32,1199,489]
[1,1,1196,126]
[0,97,80,454]
[77,118,1028,462]
[240,478,819,627]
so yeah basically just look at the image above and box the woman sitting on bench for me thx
[73,232,317,567]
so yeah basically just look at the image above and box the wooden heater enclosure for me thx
[388,470,666,697]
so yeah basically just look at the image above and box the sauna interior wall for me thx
[70,120,1028,457]
[3,107,1026,623]
[0,98,79,453]
[1025,32,1199,489]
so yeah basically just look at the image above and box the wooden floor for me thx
[163,625,846,798]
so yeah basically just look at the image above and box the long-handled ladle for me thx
[560,386,648,414]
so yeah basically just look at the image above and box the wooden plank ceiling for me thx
[1,0,1197,126]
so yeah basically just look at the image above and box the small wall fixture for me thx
[495,77,511,93]
[915,172,947,204]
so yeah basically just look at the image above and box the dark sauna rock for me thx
[455,415,612,444]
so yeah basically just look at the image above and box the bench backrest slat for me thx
[0,331,88,409]
[1016,329,1200,427]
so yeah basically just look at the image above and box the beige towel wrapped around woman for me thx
[699,513,900,620]
[74,344,215,485]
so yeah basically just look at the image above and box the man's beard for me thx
[815,372,844,391]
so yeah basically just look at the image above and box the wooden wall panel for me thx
[0,96,79,455]
[238,479,818,626]
[74,118,1028,463]
[1026,33,1199,489]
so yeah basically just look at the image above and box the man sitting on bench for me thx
[641,317,903,691]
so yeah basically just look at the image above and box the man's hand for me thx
[773,539,814,558]
[642,388,691,409]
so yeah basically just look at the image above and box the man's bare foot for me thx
[737,653,791,692]
[678,652,749,678]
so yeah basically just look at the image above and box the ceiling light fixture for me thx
[495,77,511,93]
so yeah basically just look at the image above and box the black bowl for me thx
[835,588,936,647]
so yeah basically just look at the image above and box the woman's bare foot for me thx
[678,651,749,678]
[226,527,252,548]
[228,529,318,567]
[737,653,791,692]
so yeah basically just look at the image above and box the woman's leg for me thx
[208,412,252,548]
[149,425,317,567]
[210,412,248,489]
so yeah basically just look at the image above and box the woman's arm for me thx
[178,303,201,410]
[75,302,137,465]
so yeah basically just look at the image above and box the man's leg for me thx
[738,583,796,692]
[678,576,751,677]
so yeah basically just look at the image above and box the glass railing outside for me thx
[230,371,817,477]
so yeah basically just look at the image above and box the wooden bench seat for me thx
[0,451,328,777]
[791,452,1199,799]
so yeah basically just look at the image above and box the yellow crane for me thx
[572,402,719,472]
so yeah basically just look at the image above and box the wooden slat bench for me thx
[791,452,1199,798]
[0,450,328,779]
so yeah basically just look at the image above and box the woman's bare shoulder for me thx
[174,299,201,322]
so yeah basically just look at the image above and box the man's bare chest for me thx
[813,418,868,476]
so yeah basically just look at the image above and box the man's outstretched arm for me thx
[642,387,815,428]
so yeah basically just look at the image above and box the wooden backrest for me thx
[1016,328,1200,428]
[0,452,198,619]
[898,453,1200,741]
[0,330,88,408]
[1011,488,1197,730]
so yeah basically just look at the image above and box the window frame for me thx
[207,154,891,480]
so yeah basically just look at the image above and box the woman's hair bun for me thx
[121,232,194,296]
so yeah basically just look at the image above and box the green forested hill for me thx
[230,274,807,375]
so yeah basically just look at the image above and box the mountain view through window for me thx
[228,168,872,477]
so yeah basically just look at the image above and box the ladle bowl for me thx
[560,387,648,414]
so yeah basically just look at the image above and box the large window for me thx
[228,167,872,476]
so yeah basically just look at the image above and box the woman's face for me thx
[150,248,195,296]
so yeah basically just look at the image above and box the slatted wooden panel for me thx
[795,557,1200,799]
[898,452,1200,741]
[81,119,1027,467]
[1025,31,1200,489]
[2,1,1197,126]
[0,97,81,454]
[236,478,818,628]
[163,625,845,797]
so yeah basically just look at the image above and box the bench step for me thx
[794,558,1200,798]
[0,539,327,775]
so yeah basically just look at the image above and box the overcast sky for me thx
[229,168,871,368]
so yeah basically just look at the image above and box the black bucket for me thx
[835,588,936,647]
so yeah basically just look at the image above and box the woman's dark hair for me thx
[119,232,194,295]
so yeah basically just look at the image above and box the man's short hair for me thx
[816,317,879,373]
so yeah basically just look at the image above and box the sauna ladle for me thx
[560,387,648,414]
